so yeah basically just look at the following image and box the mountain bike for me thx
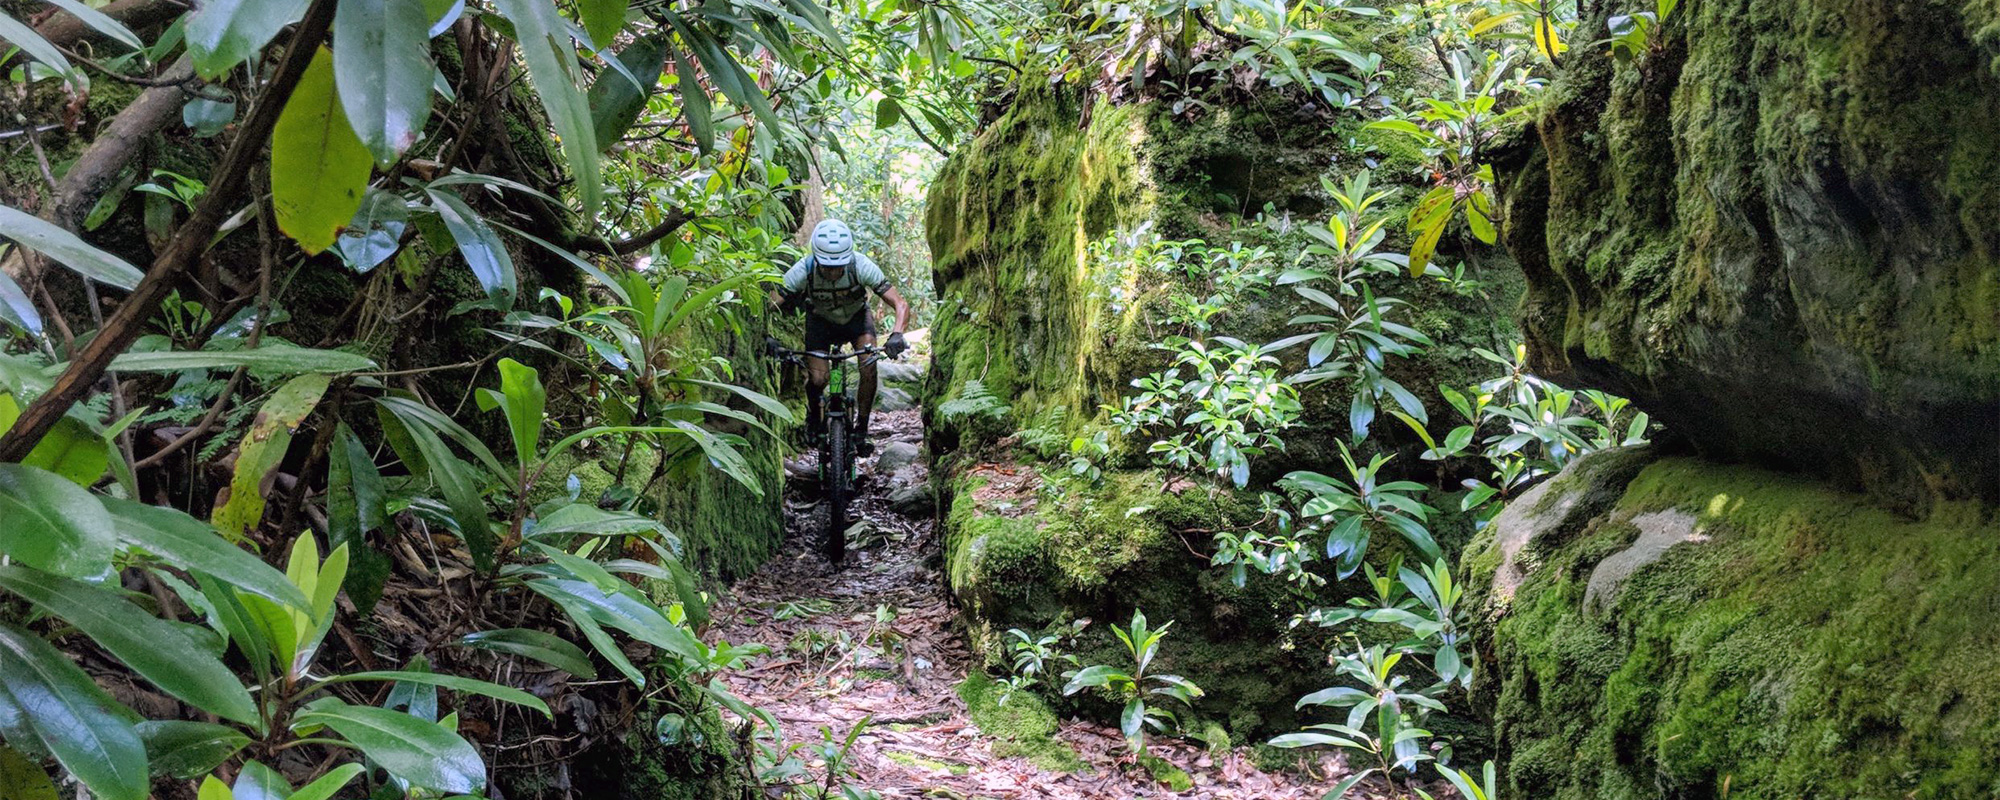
[772,343,888,565]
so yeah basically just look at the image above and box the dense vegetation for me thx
[1,0,1992,798]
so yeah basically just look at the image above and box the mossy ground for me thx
[957,672,1088,771]
[1486,457,2000,798]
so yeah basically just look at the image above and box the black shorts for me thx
[804,311,875,350]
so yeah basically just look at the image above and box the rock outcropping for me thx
[1479,2,2000,796]
[1499,0,2000,508]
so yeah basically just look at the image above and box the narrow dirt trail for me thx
[709,408,1355,799]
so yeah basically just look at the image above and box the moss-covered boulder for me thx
[1498,0,2000,507]
[1469,449,2000,798]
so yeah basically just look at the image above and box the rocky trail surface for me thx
[708,407,1370,799]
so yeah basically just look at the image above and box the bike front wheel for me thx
[823,419,851,565]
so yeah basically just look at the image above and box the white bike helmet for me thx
[810,219,855,268]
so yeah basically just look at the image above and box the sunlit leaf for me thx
[271,47,373,254]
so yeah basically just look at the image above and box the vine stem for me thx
[0,0,338,463]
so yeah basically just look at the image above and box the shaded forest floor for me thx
[708,409,1360,798]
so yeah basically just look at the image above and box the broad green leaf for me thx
[0,625,147,800]
[0,463,114,577]
[198,776,231,800]
[426,188,517,308]
[271,47,373,254]
[587,35,669,151]
[43,0,144,49]
[0,566,257,724]
[0,744,57,800]
[0,268,42,334]
[495,358,545,464]
[454,628,597,678]
[15,415,109,486]
[0,205,144,289]
[232,760,290,800]
[185,0,308,78]
[378,405,497,569]
[335,189,409,273]
[0,11,76,82]
[103,496,308,609]
[1466,202,1497,245]
[334,0,434,164]
[670,419,762,495]
[530,504,668,539]
[289,763,365,800]
[541,592,643,685]
[194,573,277,683]
[493,0,602,218]
[1062,665,1125,695]
[874,96,902,129]
[291,702,485,795]
[423,0,464,36]
[671,48,714,153]
[213,374,332,541]
[375,395,508,479]
[107,344,376,373]
[136,720,250,779]
[578,0,627,47]
[525,577,705,662]
[317,671,550,716]
[182,97,236,137]
[326,422,390,613]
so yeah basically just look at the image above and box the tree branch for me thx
[570,209,696,256]
[0,0,339,463]
[2,55,196,285]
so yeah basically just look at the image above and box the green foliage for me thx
[1062,610,1205,751]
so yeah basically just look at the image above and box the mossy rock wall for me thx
[1472,451,2000,798]
[922,84,1156,452]
[1499,0,2000,507]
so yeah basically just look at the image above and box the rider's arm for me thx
[854,254,910,334]
[772,256,810,315]
[879,285,912,334]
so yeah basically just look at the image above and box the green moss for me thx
[883,750,973,775]
[1137,753,1195,791]
[958,672,1088,771]
[1488,458,2000,798]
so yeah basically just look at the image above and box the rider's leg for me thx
[804,356,829,443]
[853,330,878,456]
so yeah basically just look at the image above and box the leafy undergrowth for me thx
[709,408,1382,798]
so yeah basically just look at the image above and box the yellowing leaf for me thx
[212,374,332,540]
[1534,13,1566,60]
[271,47,373,254]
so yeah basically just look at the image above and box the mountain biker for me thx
[767,219,912,456]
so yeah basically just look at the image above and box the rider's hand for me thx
[764,336,782,357]
[884,331,908,358]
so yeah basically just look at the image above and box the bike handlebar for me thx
[770,344,896,365]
